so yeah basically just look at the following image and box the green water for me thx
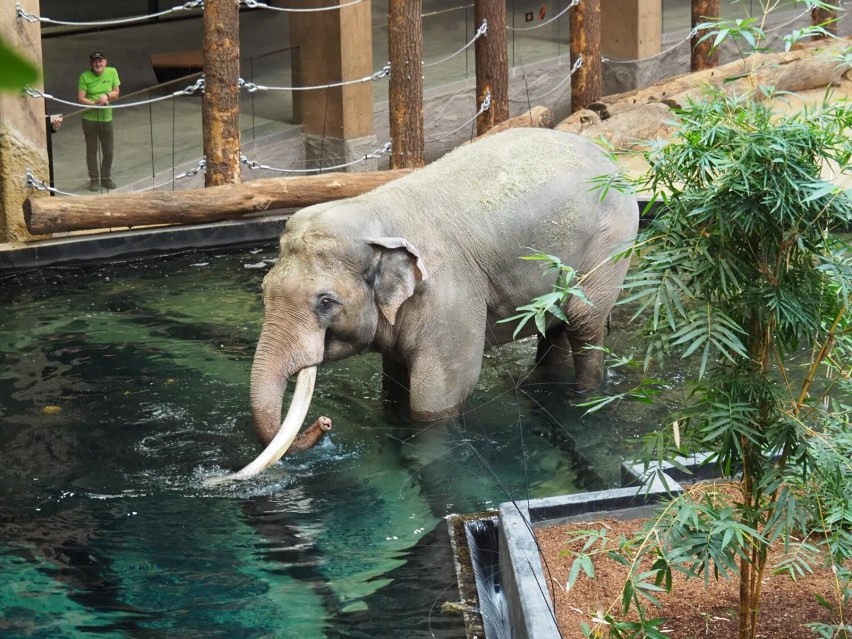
[0,244,665,638]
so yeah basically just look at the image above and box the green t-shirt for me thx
[78,67,121,122]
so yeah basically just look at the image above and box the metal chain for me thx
[25,168,79,197]
[175,158,207,180]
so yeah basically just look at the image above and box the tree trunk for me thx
[691,0,720,71]
[202,0,241,187]
[474,0,509,135]
[388,0,425,168]
[811,5,839,37]
[24,170,412,235]
[569,0,602,112]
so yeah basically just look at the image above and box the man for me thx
[77,52,120,191]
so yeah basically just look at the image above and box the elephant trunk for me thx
[204,366,318,486]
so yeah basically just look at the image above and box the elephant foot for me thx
[286,416,332,454]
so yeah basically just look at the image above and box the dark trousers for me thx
[82,119,114,180]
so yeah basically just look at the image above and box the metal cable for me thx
[16,0,203,27]
[506,0,578,32]
[508,56,581,103]
[426,90,490,143]
[240,65,390,92]
[238,141,392,174]
[23,78,205,110]
[423,20,487,68]
[240,0,365,13]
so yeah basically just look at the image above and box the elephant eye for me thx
[315,294,339,313]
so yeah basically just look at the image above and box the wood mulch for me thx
[535,488,849,638]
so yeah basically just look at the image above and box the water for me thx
[0,244,666,638]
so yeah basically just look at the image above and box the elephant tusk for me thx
[204,366,318,486]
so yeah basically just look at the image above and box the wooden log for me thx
[556,102,677,150]
[560,37,850,122]
[474,0,509,135]
[24,170,412,235]
[203,0,241,186]
[388,0,425,168]
[811,5,839,37]
[569,0,602,112]
[388,0,426,169]
[473,105,554,138]
[691,0,720,71]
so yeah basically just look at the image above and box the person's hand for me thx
[97,94,109,105]
[49,114,63,132]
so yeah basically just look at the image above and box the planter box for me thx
[447,454,713,639]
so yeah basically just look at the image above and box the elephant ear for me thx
[368,237,429,326]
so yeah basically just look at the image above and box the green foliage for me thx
[498,250,591,338]
[560,14,852,637]
[0,38,40,91]
[605,85,852,638]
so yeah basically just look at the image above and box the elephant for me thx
[213,127,639,484]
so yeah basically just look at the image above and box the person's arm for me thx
[108,71,121,103]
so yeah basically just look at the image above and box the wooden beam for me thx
[24,171,412,235]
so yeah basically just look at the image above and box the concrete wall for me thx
[0,0,49,242]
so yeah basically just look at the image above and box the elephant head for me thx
[236,215,428,478]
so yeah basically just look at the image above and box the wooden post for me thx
[570,0,602,113]
[474,0,509,136]
[811,5,839,37]
[289,0,377,171]
[600,0,661,61]
[691,0,720,71]
[24,170,413,235]
[388,0,425,168]
[202,0,241,187]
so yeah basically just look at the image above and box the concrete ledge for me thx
[499,473,682,639]
[0,212,289,271]
[448,453,728,638]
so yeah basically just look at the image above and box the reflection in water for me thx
[0,245,667,637]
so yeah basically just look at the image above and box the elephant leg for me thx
[535,323,572,367]
[381,353,410,408]
[566,326,605,392]
[405,303,487,422]
[562,251,630,391]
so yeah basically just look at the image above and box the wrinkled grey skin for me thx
[251,128,639,447]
